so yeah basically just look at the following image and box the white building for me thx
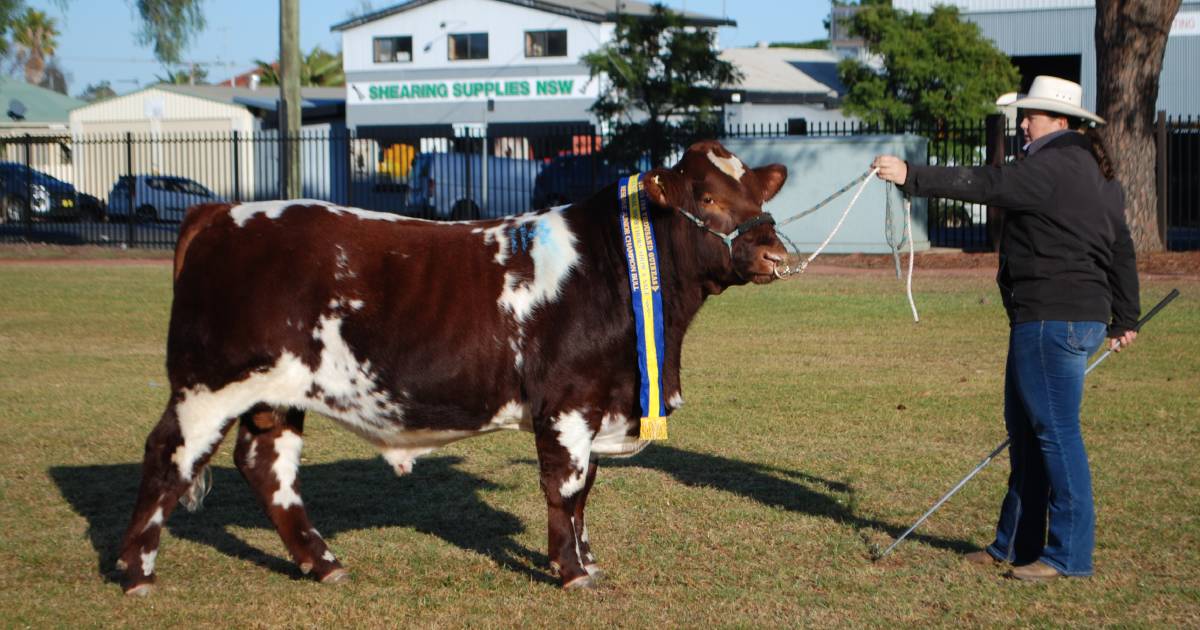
[332,0,734,133]
[719,45,855,129]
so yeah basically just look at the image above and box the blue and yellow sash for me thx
[618,174,668,440]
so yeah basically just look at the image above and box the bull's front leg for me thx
[534,410,598,589]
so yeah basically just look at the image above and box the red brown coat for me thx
[116,140,789,594]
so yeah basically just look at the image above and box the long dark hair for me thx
[1066,115,1116,180]
[1083,127,1116,180]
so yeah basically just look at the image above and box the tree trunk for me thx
[1094,0,1180,252]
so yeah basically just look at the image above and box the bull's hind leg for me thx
[117,396,236,595]
[233,406,347,584]
[574,457,602,580]
[535,411,598,589]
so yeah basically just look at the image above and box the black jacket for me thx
[900,132,1140,335]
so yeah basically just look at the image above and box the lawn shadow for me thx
[601,444,976,556]
[48,456,551,585]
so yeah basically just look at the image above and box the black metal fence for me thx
[0,119,1196,251]
[1165,115,1200,250]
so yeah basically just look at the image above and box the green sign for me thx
[355,77,588,104]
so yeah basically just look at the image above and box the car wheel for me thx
[135,204,157,223]
[0,195,22,224]
[450,199,480,221]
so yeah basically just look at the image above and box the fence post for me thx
[985,114,1006,251]
[1155,110,1168,249]
[22,134,31,241]
[232,129,241,203]
[125,132,135,249]
[345,128,353,207]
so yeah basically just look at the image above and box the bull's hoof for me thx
[320,568,351,585]
[124,583,154,597]
[563,574,596,590]
[584,564,606,582]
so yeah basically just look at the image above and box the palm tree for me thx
[154,64,209,85]
[253,46,344,87]
[11,8,59,85]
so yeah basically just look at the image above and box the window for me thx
[525,30,567,57]
[374,36,413,63]
[449,33,488,60]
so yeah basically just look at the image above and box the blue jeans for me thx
[985,320,1107,576]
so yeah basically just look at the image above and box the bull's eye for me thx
[702,196,715,205]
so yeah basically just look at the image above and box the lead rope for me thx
[787,167,879,275]
[775,167,920,322]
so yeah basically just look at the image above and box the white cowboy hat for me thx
[1004,75,1105,125]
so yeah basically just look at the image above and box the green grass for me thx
[1,262,1197,627]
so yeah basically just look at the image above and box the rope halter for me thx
[673,207,786,278]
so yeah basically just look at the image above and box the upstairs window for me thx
[525,30,567,57]
[449,32,488,60]
[374,36,413,63]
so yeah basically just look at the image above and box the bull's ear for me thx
[755,164,787,202]
[642,168,690,209]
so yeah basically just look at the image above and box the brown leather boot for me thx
[964,550,1002,566]
[1006,560,1062,582]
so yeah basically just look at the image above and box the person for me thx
[872,75,1141,581]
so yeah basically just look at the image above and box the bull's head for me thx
[642,140,788,292]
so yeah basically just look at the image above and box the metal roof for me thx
[719,47,843,96]
[331,0,736,32]
[0,75,85,124]
[154,85,344,108]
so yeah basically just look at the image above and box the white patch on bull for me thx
[667,392,684,410]
[497,211,579,324]
[707,150,746,181]
[570,516,584,571]
[322,550,336,563]
[334,245,358,281]
[592,413,650,458]
[140,507,164,534]
[380,429,482,474]
[230,199,415,227]
[271,430,304,509]
[554,411,592,497]
[509,338,524,370]
[348,299,364,311]
[141,549,157,576]
[171,315,404,480]
[485,400,532,432]
[245,440,258,469]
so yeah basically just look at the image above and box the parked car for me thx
[107,175,221,223]
[530,154,647,210]
[406,152,544,219]
[0,161,104,223]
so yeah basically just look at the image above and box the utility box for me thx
[723,134,930,254]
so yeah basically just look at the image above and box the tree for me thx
[10,7,58,85]
[0,0,22,58]
[1095,0,1181,252]
[77,80,117,103]
[134,0,205,65]
[582,5,741,167]
[154,64,208,85]
[837,4,1020,130]
[253,46,344,87]
[38,55,66,93]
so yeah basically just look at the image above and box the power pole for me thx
[280,0,302,199]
